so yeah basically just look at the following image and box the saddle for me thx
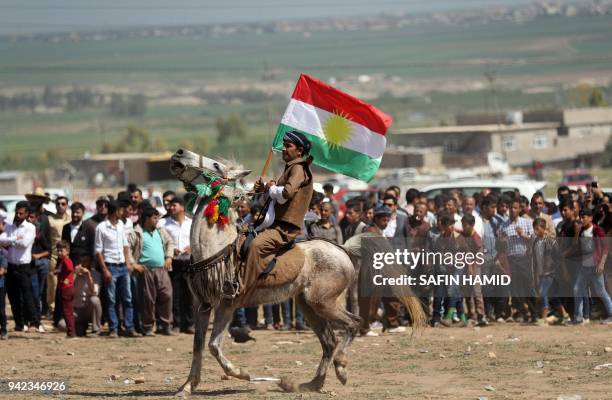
[237,228,305,293]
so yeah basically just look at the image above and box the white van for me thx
[420,179,547,200]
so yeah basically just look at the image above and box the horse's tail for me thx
[397,296,428,334]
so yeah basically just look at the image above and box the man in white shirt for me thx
[443,195,463,233]
[0,201,39,332]
[461,196,484,237]
[381,194,408,247]
[160,196,194,333]
[95,200,137,337]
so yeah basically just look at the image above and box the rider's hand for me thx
[254,178,264,193]
[265,180,276,191]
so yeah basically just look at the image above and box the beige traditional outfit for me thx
[242,157,313,292]
[48,212,70,308]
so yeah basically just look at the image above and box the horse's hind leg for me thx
[279,296,337,393]
[332,307,360,385]
[176,301,211,397]
[208,301,252,380]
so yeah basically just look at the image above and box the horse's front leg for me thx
[176,302,211,397]
[208,301,253,380]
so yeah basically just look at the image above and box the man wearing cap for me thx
[359,205,406,335]
[242,130,314,294]
[84,196,111,239]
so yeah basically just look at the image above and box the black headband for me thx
[283,130,311,155]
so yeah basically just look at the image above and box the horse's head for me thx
[170,148,252,187]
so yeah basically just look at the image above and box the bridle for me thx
[180,168,241,273]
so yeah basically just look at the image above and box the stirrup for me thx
[221,280,240,300]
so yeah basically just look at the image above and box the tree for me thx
[100,124,153,153]
[568,83,608,108]
[589,87,608,107]
[66,87,94,111]
[125,124,150,151]
[128,94,147,116]
[215,113,247,145]
[42,86,62,108]
[109,93,147,116]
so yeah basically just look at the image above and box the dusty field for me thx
[1,323,611,400]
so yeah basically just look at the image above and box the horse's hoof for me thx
[237,368,251,380]
[175,382,192,397]
[335,366,348,385]
[278,377,297,393]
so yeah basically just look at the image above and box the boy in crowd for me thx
[573,209,612,324]
[434,213,467,327]
[461,214,487,326]
[530,218,568,323]
[499,198,537,323]
[56,240,76,337]
[342,200,368,242]
[73,256,102,336]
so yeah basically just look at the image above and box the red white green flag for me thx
[273,74,392,182]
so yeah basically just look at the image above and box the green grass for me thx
[0,85,588,172]
[1,14,611,171]
[1,15,612,85]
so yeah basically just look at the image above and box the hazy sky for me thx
[0,0,536,34]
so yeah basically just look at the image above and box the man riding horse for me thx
[240,130,314,293]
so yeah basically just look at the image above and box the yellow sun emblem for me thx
[322,111,352,148]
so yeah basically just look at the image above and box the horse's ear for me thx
[227,168,251,180]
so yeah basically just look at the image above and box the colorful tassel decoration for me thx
[188,172,234,227]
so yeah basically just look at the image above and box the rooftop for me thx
[72,152,173,162]
[0,170,26,179]
[392,122,560,135]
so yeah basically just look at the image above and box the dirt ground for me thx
[1,322,611,400]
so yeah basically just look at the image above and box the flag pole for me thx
[260,148,274,178]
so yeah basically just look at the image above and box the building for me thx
[388,107,612,170]
[0,171,34,195]
[67,152,173,186]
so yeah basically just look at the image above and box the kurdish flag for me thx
[272,74,392,182]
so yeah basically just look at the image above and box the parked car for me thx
[420,179,547,201]
[561,169,594,191]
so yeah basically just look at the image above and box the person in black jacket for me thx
[58,202,95,328]
[61,202,94,267]
[28,205,52,328]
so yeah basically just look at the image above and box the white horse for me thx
[170,148,425,396]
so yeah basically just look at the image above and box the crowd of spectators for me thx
[0,181,611,341]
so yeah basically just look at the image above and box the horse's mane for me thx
[217,157,245,176]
